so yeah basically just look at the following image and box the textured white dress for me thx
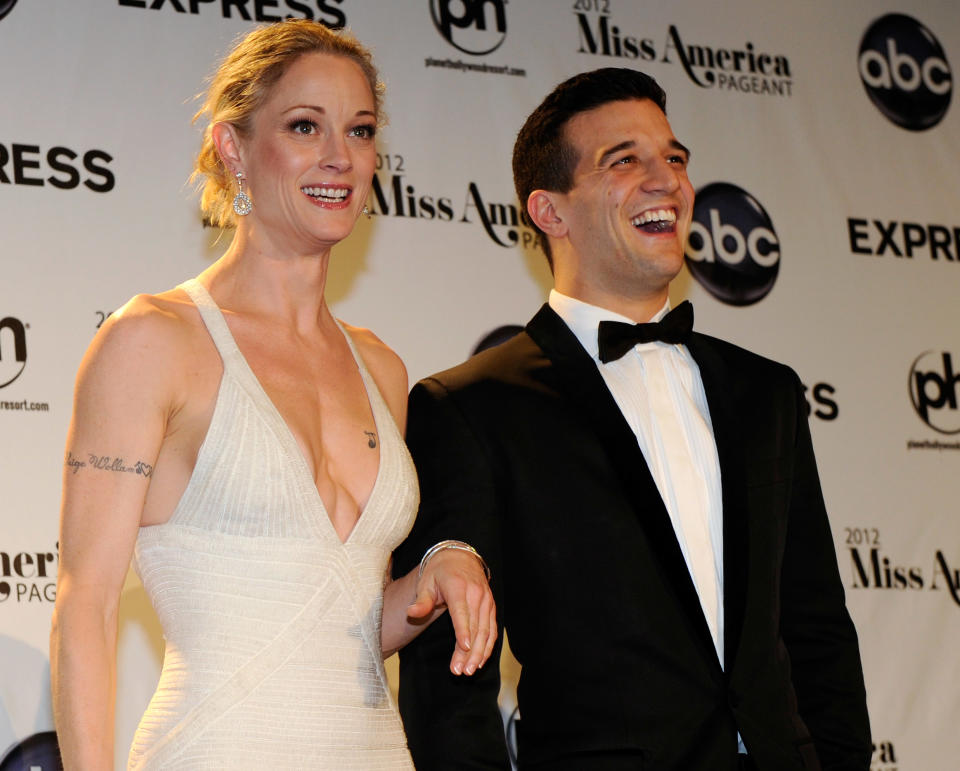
[128,279,418,770]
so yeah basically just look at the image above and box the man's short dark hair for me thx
[512,67,667,266]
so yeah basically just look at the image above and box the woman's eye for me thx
[290,119,315,135]
[349,124,376,139]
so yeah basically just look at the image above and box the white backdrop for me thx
[1,1,958,769]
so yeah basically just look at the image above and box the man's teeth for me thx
[631,209,677,227]
[302,186,349,201]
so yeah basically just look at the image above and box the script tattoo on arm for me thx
[65,451,154,477]
[364,431,378,449]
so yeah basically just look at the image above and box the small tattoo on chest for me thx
[364,431,378,449]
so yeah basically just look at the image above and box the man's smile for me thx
[631,207,678,234]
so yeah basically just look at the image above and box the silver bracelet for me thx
[418,540,491,581]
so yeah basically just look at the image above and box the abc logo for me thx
[909,351,960,435]
[858,14,952,131]
[430,0,507,56]
[0,731,61,771]
[684,182,780,306]
[0,1,17,23]
[0,317,27,388]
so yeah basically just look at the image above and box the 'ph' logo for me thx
[685,182,780,306]
[430,0,507,56]
[0,731,62,770]
[858,14,952,131]
[0,1,18,23]
[0,317,27,388]
[910,351,960,434]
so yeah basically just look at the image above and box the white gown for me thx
[128,279,417,770]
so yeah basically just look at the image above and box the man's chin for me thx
[630,241,686,272]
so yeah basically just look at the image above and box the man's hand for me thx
[408,549,497,675]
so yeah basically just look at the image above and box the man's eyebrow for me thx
[671,139,692,160]
[597,140,635,167]
[597,138,692,166]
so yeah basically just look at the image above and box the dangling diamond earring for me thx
[362,204,372,219]
[232,171,252,216]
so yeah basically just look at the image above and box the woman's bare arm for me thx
[50,298,179,770]
[349,326,497,674]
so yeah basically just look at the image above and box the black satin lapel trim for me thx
[526,306,720,667]
[685,334,749,675]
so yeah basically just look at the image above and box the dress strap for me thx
[334,320,383,405]
[179,278,245,374]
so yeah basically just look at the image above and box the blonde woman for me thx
[50,21,495,770]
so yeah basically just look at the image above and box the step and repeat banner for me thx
[1,1,957,769]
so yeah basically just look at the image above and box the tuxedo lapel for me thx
[685,334,750,677]
[525,305,719,666]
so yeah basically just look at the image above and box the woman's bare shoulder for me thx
[78,286,208,393]
[342,323,407,384]
[341,322,409,424]
[96,287,203,352]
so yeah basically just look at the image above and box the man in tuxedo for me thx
[393,68,870,770]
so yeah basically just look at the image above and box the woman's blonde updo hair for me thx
[193,20,383,228]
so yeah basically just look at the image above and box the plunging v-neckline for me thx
[186,279,383,547]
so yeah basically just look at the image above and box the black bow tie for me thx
[597,301,694,363]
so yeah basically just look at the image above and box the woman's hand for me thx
[381,549,497,675]
[407,548,498,675]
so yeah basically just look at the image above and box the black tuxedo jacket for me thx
[393,305,870,771]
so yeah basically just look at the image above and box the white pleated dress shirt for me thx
[549,289,726,667]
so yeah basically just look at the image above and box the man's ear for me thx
[212,122,244,175]
[526,190,569,240]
